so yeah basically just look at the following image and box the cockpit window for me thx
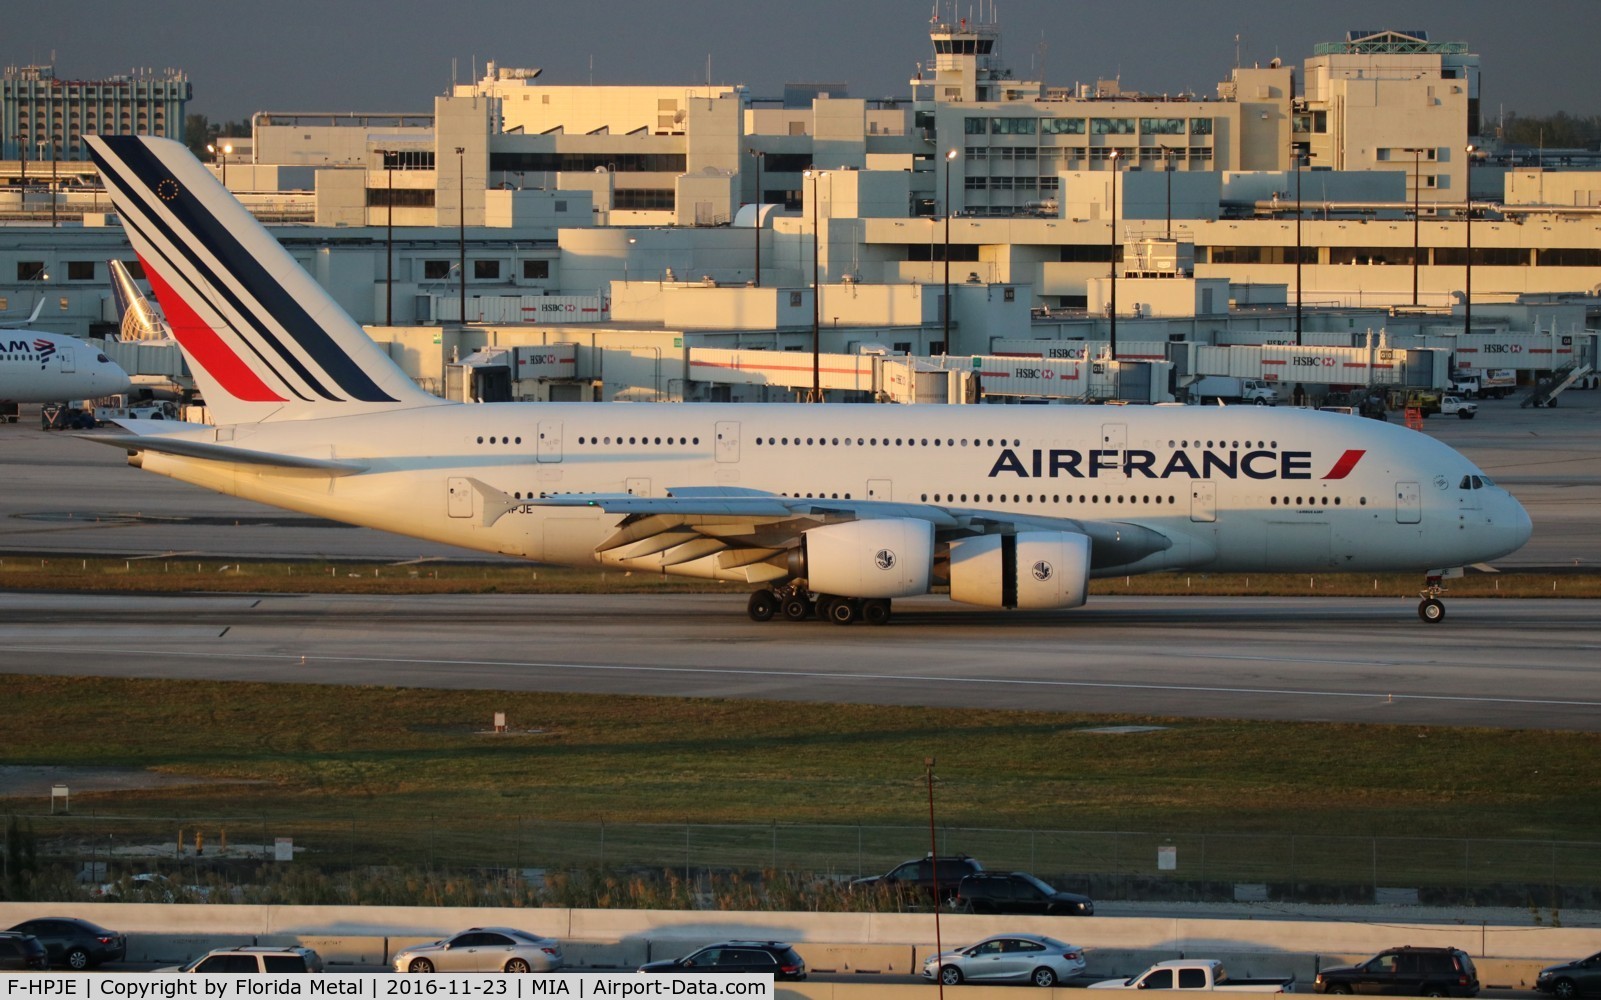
[1471,475,1483,489]
[1479,474,1494,487]
[1460,476,1473,490]
[1459,475,1488,490]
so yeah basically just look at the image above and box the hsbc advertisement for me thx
[513,343,578,380]
[1189,344,1447,388]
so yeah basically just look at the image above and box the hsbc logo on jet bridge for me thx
[987,447,1366,481]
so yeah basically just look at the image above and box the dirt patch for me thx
[0,765,237,799]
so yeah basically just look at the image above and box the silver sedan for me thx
[922,934,1086,988]
[391,927,564,974]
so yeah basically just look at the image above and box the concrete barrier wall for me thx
[2,900,1593,976]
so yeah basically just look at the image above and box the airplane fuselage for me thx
[126,400,1531,579]
[1,330,131,403]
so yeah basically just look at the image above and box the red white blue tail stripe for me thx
[88,135,442,424]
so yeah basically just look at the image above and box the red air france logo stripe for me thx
[140,253,285,403]
[1322,449,1366,480]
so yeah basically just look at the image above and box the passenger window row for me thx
[756,436,1023,448]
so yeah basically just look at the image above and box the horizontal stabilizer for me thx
[79,433,368,476]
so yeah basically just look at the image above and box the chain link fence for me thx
[7,812,1597,907]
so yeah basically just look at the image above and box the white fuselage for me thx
[127,401,1531,578]
[1,330,131,403]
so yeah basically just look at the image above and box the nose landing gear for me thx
[1418,574,1447,623]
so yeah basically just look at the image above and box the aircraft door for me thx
[447,477,474,518]
[715,421,740,463]
[625,477,651,497]
[1190,480,1217,522]
[59,348,75,373]
[867,479,892,500]
[1395,481,1421,523]
[537,421,562,463]
[1101,423,1127,476]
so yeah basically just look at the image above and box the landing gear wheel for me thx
[814,596,837,620]
[862,599,892,626]
[782,597,813,621]
[747,590,777,622]
[1419,597,1446,623]
[828,598,860,625]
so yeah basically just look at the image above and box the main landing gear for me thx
[1418,574,1447,624]
[747,585,892,626]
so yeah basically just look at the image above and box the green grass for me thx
[5,675,1600,891]
[2,556,1599,598]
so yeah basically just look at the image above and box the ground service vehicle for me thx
[923,934,1085,988]
[168,946,323,973]
[1189,376,1279,405]
[1314,946,1478,997]
[1090,959,1294,992]
[392,927,563,973]
[6,917,126,969]
[639,941,806,980]
[1452,369,1516,399]
[1439,395,1478,419]
[1536,952,1601,999]
[953,871,1094,915]
[83,135,1532,628]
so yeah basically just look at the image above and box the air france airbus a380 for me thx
[84,135,1530,625]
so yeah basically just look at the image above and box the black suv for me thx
[0,932,49,971]
[851,854,983,904]
[639,941,806,980]
[1314,946,1479,997]
[953,872,1094,916]
[1536,951,1601,999]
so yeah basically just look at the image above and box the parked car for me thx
[94,872,210,901]
[1314,946,1478,997]
[392,927,563,973]
[5,917,126,970]
[953,871,1094,916]
[922,933,1085,988]
[0,931,49,971]
[165,946,323,973]
[1536,951,1601,999]
[639,941,806,980]
[851,853,983,905]
[1090,959,1294,992]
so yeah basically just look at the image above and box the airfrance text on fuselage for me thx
[987,447,1328,480]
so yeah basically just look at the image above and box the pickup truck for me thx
[1439,395,1478,419]
[1090,960,1295,993]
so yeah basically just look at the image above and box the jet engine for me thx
[801,518,933,598]
[949,531,1092,609]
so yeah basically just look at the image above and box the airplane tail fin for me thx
[107,258,173,342]
[88,134,445,425]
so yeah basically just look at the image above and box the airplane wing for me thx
[79,432,369,476]
[487,482,1172,578]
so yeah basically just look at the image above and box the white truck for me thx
[1451,368,1516,399]
[1189,376,1279,406]
[1090,960,1295,993]
[1440,394,1479,419]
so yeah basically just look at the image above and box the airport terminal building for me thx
[0,16,1596,404]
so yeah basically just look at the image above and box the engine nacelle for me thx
[949,531,1091,609]
[803,518,933,598]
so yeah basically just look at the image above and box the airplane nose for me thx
[1507,495,1533,551]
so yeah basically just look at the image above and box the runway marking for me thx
[8,644,1601,710]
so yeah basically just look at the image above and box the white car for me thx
[392,927,563,974]
[923,933,1086,988]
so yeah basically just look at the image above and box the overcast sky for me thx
[6,0,1593,125]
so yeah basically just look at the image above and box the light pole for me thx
[1294,151,1303,346]
[11,134,23,209]
[1406,147,1424,306]
[805,167,827,403]
[748,147,763,287]
[455,146,466,325]
[207,142,233,189]
[376,149,395,325]
[1164,148,1174,241]
[926,756,945,1000]
[1108,149,1120,358]
[943,148,958,352]
[48,135,58,228]
[1463,144,1475,337]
